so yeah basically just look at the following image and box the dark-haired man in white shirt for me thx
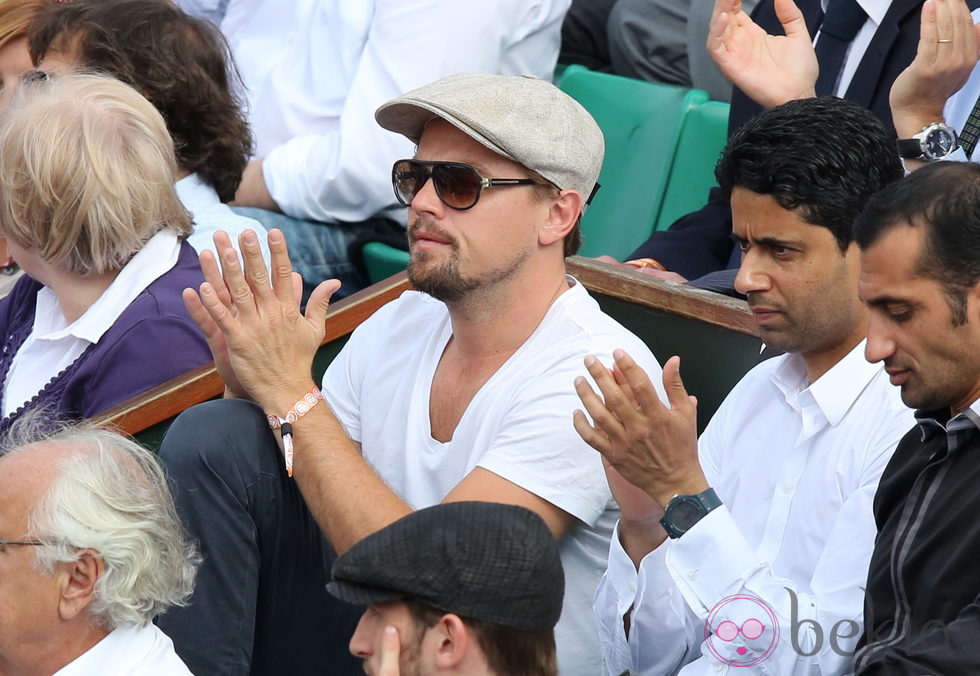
[578,96,915,675]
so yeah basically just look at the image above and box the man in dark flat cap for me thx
[330,501,564,676]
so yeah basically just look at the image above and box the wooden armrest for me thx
[565,257,756,336]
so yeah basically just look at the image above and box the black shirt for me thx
[856,407,980,674]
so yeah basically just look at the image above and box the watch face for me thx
[669,497,705,533]
[924,128,956,158]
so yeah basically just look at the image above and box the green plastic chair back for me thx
[363,242,409,284]
[653,100,730,232]
[559,65,708,258]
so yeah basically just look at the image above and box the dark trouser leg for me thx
[157,399,363,676]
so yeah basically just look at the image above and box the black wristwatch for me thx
[897,122,958,161]
[660,487,723,539]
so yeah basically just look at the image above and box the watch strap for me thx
[896,138,924,159]
[660,487,723,539]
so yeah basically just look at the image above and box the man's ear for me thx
[539,190,582,248]
[431,613,473,669]
[58,549,104,621]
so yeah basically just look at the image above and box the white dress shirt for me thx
[177,173,271,267]
[595,341,914,675]
[210,0,570,222]
[53,623,192,675]
[2,230,180,418]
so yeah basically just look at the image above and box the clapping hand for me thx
[573,351,707,509]
[708,0,819,108]
[182,229,341,413]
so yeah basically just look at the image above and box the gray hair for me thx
[0,412,199,630]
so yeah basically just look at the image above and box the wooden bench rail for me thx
[565,257,757,337]
[92,272,411,436]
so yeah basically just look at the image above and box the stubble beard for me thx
[406,217,530,304]
[408,246,481,303]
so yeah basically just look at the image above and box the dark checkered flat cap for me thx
[327,501,564,631]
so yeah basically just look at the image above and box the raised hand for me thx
[573,351,706,509]
[183,244,247,399]
[890,0,980,139]
[708,0,819,108]
[184,228,341,413]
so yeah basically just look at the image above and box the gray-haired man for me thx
[158,72,665,675]
[0,418,198,675]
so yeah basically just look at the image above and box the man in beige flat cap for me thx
[157,73,665,676]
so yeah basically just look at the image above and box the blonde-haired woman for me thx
[0,72,211,433]
[0,0,47,293]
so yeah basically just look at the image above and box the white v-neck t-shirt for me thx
[322,279,665,676]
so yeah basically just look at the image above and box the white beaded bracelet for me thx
[267,386,323,477]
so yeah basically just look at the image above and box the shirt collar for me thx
[174,173,220,214]
[771,340,881,434]
[915,399,980,440]
[33,229,181,345]
[820,0,888,27]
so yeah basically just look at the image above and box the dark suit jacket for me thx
[630,0,925,278]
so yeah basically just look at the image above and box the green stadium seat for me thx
[363,242,409,284]
[558,65,708,258]
[653,100,730,232]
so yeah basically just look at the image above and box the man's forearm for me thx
[265,392,412,553]
[232,159,281,212]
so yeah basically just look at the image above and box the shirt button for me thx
[783,483,794,494]
[714,663,724,671]
[687,569,697,580]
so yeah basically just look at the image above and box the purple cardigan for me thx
[0,241,211,434]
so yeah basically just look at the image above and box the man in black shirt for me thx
[854,161,980,673]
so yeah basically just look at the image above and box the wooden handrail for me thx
[565,257,757,337]
[92,272,411,436]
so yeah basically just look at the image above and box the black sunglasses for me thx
[391,159,538,211]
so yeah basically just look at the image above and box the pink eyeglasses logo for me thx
[703,595,780,667]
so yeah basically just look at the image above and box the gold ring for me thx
[938,38,953,43]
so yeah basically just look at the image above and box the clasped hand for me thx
[182,229,342,411]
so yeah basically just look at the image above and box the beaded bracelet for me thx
[267,386,323,477]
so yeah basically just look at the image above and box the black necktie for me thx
[814,0,867,96]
